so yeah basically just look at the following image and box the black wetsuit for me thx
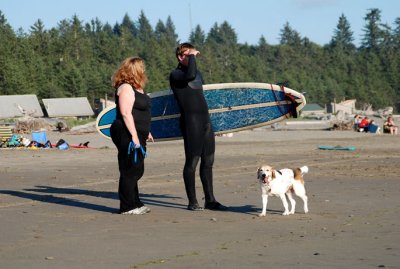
[169,55,217,207]
[110,86,151,213]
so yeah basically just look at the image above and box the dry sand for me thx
[0,128,399,269]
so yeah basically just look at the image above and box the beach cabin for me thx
[327,99,356,115]
[300,103,326,119]
[94,97,115,115]
[42,97,94,118]
[0,95,44,119]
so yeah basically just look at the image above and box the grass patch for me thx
[64,117,96,128]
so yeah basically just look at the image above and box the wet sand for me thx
[0,129,399,269]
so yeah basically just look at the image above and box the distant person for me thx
[353,114,361,131]
[110,57,153,215]
[169,42,227,211]
[358,117,370,132]
[383,116,398,135]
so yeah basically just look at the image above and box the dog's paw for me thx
[282,211,290,216]
[258,212,266,217]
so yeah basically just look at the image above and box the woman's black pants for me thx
[110,120,145,213]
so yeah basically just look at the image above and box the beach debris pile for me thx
[11,116,70,133]
[15,116,54,133]
[330,121,353,131]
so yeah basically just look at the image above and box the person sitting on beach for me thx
[358,117,370,132]
[353,114,362,131]
[383,116,398,135]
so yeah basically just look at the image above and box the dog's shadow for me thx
[227,204,286,216]
[226,204,281,216]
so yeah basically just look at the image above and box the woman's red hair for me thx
[112,57,147,90]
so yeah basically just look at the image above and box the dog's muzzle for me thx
[261,174,269,184]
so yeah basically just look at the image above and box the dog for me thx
[257,165,309,217]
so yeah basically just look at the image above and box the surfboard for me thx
[96,82,306,140]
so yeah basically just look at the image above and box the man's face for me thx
[178,49,191,66]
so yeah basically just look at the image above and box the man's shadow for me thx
[1,185,186,213]
[1,186,265,215]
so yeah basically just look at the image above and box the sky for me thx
[1,0,399,46]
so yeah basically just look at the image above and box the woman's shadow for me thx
[1,185,186,213]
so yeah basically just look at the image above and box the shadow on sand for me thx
[1,186,266,215]
[1,185,186,213]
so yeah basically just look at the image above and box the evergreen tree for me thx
[121,13,138,37]
[330,14,355,51]
[155,16,178,47]
[279,22,301,47]
[164,16,178,46]
[393,17,400,48]
[155,19,166,40]
[0,11,17,95]
[361,8,384,51]
[189,25,206,47]
[380,23,394,51]
[30,19,50,56]
[218,21,237,46]
[137,10,154,43]
[204,21,240,83]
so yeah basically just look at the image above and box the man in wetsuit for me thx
[169,43,227,211]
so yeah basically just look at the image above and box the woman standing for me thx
[110,57,153,215]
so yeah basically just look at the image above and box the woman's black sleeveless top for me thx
[115,85,151,136]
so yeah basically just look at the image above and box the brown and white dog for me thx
[257,165,309,217]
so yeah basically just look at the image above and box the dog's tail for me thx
[300,166,309,174]
[293,166,308,183]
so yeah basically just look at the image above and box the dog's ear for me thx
[272,170,276,179]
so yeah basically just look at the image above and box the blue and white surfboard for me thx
[96,82,306,140]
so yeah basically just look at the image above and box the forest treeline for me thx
[0,8,399,111]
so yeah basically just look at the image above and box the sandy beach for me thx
[0,128,399,269]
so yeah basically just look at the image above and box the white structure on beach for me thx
[42,97,94,118]
[301,103,326,119]
[0,95,44,119]
[327,99,356,115]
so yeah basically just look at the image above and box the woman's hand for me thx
[132,135,140,148]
